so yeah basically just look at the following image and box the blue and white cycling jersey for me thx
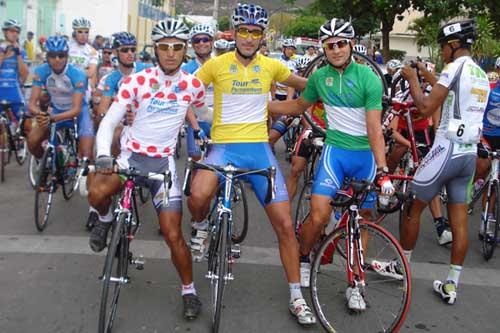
[0,42,28,104]
[101,62,153,97]
[32,63,94,137]
[483,81,500,137]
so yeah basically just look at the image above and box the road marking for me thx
[1,234,500,288]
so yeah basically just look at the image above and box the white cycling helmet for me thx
[152,18,190,42]
[387,59,403,70]
[296,56,312,70]
[231,3,269,29]
[214,39,230,50]
[319,18,355,42]
[496,57,500,69]
[72,17,91,30]
[353,44,367,55]
[282,38,296,49]
[2,19,21,32]
[189,23,214,40]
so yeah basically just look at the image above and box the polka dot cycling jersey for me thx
[97,67,205,158]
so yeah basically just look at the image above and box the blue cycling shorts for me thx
[204,142,288,206]
[312,144,377,208]
[186,121,212,158]
[271,116,288,136]
[53,104,95,138]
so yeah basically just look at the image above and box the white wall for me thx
[55,0,128,39]
[388,35,431,60]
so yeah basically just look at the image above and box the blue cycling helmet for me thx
[45,36,69,52]
[231,3,269,29]
[112,32,137,49]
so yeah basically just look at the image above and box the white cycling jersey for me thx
[68,39,99,71]
[96,67,206,158]
[275,55,296,97]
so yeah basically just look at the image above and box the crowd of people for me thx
[1,1,500,330]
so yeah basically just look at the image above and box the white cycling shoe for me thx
[289,298,316,325]
[371,259,404,281]
[346,285,366,311]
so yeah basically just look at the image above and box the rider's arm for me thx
[17,50,29,83]
[282,73,307,92]
[96,101,126,157]
[50,92,84,122]
[287,86,295,100]
[367,110,388,168]
[28,84,43,115]
[269,96,312,117]
[390,117,411,147]
[86,47,99,90]
[185,107,201,130]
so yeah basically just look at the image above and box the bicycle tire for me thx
[210,213,228,333]
[175,132,181,160]
[294,181,312,236]
[61,133,78,200]
[310,221,411,333]
[482,182,498,260]
[14,134,27,165]
[98,213,128,333]
[230,180,248,244]
[34,148,54,232]
[0,122,8,182]
[28,155,39,189]
[138,186,150,204]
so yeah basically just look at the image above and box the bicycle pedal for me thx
[131,255,145,270]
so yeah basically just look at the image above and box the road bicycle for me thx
[0,100,28,182]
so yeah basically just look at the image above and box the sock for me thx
[99,207,113,223]
[192,219,208,230]
[289,283,303,302]
[403,250,412,263]
[181,282,196,296]
[447,264,462,286]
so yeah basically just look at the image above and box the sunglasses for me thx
[236,27,263,39]
[192,36,212,44]
[119,47,136,53]
[155,42,185,51]
[103,51,112,55]
[47,51,68,59]
[323,39,351,50]
[76,30,89,34]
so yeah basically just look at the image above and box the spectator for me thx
[259,41,269,56]
[23,31,35,63]
[92,34,104,50]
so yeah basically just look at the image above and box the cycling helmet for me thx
[102,41,113,50]
[214,39,230,50]
[495,57,500,69]
[296,56,312,70]
[437,19,476,46]
[282,39,296,49]
[151,18,190,42]
[112,32,137,48]
[189,24,214,40]
[319,18,355,42]
[353,44,367,55]
[2,19,21,32]
[45,36,69,52]
[231,3,269,29]
[386,59,403,70]
[72,17,91,30]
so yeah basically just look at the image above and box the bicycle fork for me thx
[346,206,366,289]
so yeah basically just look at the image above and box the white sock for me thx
[192,220,208,230]
[182,282,196,296]
[447,264,462,286]
[99,207,113,223]
[403,250,412,263]
[289,283,303,302]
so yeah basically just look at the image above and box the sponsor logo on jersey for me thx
[75,81,84,88]
[253,65,261,73]
[325,77,333,87]
[229,64,238,73]
[320,178,335,189]
[230,79,262,94]
[147,98,179,114]
[471,88,488,103]
[418,144,445,170]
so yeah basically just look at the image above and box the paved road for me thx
[0,141,499,333]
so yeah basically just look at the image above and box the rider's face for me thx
[117,46,136,66]
[191,33,213,58]
[323,36,352,67]
[155,37,186,72]
[75,29,89,44]
[3,28,20,43]
[234,24,263,58]
[47,53,68,73]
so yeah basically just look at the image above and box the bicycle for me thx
[33,120,79,231]
[183,158,275,333]
[309,179,412,332]
[91,165,172,333]
[0,100,28,182]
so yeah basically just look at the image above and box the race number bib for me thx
[446,118,482,144]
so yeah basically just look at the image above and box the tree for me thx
[218,16,230,31]
[269,12,296,37]
[407,16,441,66]
[284,15,326,38]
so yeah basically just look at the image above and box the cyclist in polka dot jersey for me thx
[88,18,205,319]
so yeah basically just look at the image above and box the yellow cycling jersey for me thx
[196,51,291,143]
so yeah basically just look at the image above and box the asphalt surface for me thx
[1,140,499,333]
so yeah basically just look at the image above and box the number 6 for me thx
[456,124,465,137]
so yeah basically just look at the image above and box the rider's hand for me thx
[375,168,395,206]
[400,64,417,81]
[193,128,207,142]
[36,111,50,129]
[95,156,115,175]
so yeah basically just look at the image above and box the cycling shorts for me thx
[53,104,95,138]
[294,128,315,160]
[271,115,289,136]
[411,137,476,204]
[312,144,377,208]
[116,151,181,214]
[204,142,288,206]
[186,121,212,158]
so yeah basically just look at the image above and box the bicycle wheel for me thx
[99,213,128,333]
[230,180,248,244]
[61,134,78,200]
[310,221,411,333]
[34,148,54,232]
[13,133,27,165]
[482,182,499,260]
[210,213,229,333]
[294,181,312,236]
[0,122,8,182]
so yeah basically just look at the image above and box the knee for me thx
[163,227,183,247]
[88,182,109,208]
[310,209,329,229]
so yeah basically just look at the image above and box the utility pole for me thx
[213,0,220,23]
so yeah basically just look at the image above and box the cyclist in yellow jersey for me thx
[187,3,316,326]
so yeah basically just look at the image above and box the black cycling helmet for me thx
[437,19,477,46]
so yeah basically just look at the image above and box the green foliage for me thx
[472,15,500,61]
[270,12,296,36]
[388,49,406,60]
[218,16,230,31]
[182,17,194,30]
[284,15,326,38]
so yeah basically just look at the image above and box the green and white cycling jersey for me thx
[68,39,98,71]
[302,61,383,150]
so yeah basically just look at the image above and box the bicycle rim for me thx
[482,183,498,260]
[311,222,411,332]
[61,137,78,200]
[211,213,228,333]
[231,181,248,244]
[0,123,7,182]
[99,214,127,333]
[34,149,53,232]
[14,135,27,165]
[294,181,312,236]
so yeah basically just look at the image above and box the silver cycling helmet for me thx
[151,18,190,42]
[319,18,355,42]
[189,24,215,40]
[386,59,403,70]
[72,17,91,30]
[353,44,367,55]
[214,39,231,50]
[2,19,21,32]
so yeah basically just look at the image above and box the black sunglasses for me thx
[192,36,212,44]
[119,47,136,53]
[103,51,112,55]
[47,51,68,59]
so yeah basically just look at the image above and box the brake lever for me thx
[270,166,276,200]
[162,171,171,207]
